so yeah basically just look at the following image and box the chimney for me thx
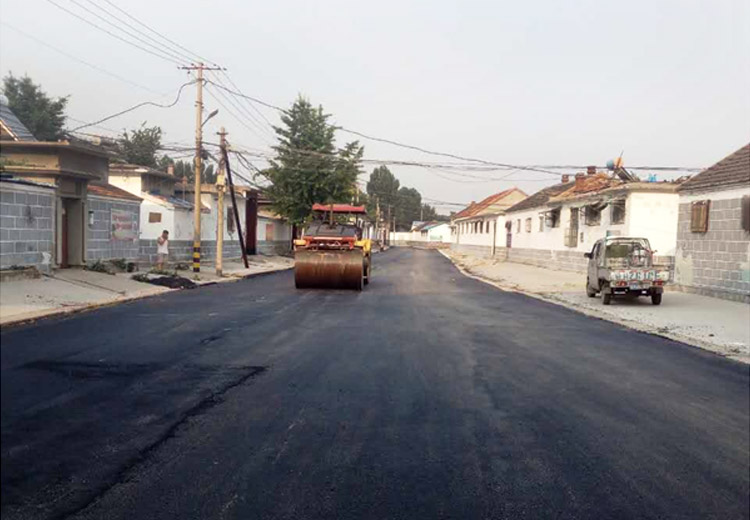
[561,174,570,184]
[575,173,586,190]
[587,165,596,176]
[167,163,175,176]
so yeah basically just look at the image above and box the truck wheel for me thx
[601,283,612,305]
[651,293,662,305]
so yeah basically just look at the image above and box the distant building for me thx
[451,188,527,257]
[502,171,681,272]
[674,144,750,302]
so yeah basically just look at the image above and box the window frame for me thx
[690,200,710,233]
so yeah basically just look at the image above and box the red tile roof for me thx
[550,173,620,200]
[678,144,750,193]
[453,188,525,219]
[87,183,142,201]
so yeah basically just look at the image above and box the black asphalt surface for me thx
[1,248,748,520]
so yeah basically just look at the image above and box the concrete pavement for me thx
[1,248,748,519]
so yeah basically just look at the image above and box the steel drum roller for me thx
[294,249,364,290]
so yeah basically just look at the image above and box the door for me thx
[587,241,601,289]
[61,204,69,268]
[505,221,512,248]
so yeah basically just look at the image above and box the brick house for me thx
[674,144,750,302]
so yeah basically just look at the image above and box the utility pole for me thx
[216,127,227,277]
[375,197,380,247]
[179,62,223,272]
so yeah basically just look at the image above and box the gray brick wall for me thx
[86,196,140,262]
[450,243,493,258]
[0,184,55,270]
[257,240,292,256]
[675,197,750,303]
[139,239,245,265]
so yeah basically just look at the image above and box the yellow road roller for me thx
[294,205,372,290]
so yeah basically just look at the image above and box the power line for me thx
[69,80,195,132]
[45,0,184,65]
[1,22,166,96]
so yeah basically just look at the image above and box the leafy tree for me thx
[260,96,362,225]
[117,123,164,167]
[365,165,400,218]
[395,186,422,230]
[171,159,216,184]
[2,73,68,140]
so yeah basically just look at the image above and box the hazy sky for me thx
[1,0,748,211]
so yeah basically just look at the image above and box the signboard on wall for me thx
[111,209,137,241]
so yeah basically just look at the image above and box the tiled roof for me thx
[87,183,142,201]
[0,102,37,141]
[453,188,525,219]
[678,144,750,193]
[550,173,621,201]
[506,182,574,213]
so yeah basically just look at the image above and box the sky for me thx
[1,0,748,213]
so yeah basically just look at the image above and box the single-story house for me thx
[451,187,527,257]
[502,170,681,272]
[674,143,750,302]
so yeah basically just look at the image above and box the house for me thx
[451,187,527,256]
[502,170,681,272]
[0,100,123,269]
[674,144,750,302]
[86,183,142,263]
[413,221,452,244]
[108,163,214,264]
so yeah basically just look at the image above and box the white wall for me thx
[505,191,678,254]
[258,215,291,242]
[109,174,143,196]
[139,199,174,240]
[454,217,498,247]
[427,223,452,243]
[199,192,247,243]
[626,192,679,255]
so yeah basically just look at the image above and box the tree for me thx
[260,96,362,226]
[171,159,216,184]
[117,123,166,167]
[395,186,422,230]
[2,74,68,140]
[366,165,399,218]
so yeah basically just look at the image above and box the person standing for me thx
[156,230,169,270]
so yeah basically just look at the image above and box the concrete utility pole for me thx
[179,62,223,272]
[216,127,227,277]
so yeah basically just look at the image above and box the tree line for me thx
[2,73,445,229]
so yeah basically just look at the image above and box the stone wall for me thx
[139,239,243,265]
[86,196,140,262]
[675,197,750,303]
[0,182,55,270]
[258,240,291,256]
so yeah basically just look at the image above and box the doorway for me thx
[60,198,84,267]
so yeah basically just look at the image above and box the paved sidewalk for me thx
[442,249,750,363]
[0,255,293,326]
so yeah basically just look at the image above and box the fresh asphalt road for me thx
[1,248,748,520]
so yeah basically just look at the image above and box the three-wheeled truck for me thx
[584,237,671,305]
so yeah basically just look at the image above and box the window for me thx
[742,196,750,233]
[486,221,491,234]
[690,200,710,233]
[148,212,162,223]
[539,215,544,232]
[611,200,626,225]
[516,219,521,233]
[525,218,532,232]
[546,208,561,228]
[584,205,601,226]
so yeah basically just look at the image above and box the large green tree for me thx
[2,74,68,140]
[116,123,165,167]
[365,165,399,218]
[261,96,363,225]
[395,186,422,230]
[171,159,216,184]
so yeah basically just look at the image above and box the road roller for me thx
[294,221,372,290]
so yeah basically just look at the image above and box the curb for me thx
[437,249,749,364]
[0,265,294,329]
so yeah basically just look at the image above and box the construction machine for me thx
[293,204,372,290]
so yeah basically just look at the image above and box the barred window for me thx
[525,218,532,232]
[611,200,626,224]
[690,200,710,233]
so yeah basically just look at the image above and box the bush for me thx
[85,260,114,274]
